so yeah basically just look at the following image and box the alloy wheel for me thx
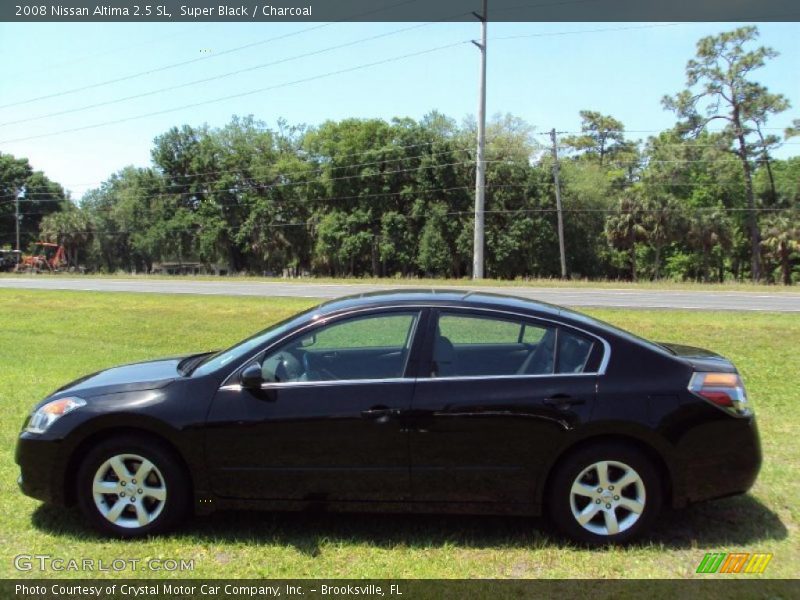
[91,453,167,529]
[568,459,646,536]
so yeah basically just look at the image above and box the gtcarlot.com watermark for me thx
[14,554,194,572]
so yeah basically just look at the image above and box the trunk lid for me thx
[658,342,737,373]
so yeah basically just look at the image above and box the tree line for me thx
[2,26,799,283]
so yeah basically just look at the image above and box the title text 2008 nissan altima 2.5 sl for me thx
[15,290,761,544]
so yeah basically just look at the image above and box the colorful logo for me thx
[696,552,772,574]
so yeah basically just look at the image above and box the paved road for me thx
[1,277,799,311]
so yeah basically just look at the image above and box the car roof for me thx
[306,289,677,364]
[312,288,564,319]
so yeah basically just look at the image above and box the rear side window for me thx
[438,314,524,344]
[433,311,599,377]
[433,313,553,377]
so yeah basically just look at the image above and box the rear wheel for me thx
[76,435,190,537]
[548,442,662,545]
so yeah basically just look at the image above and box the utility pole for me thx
[14,187,22,252]
[472,0,487,279]
[550,128,567,279]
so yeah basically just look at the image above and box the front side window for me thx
[432,312,597,377]
[259,312,419,383]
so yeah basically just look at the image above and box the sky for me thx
[0,20,798,200]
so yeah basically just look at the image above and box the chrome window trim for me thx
[219,369,600,392]
[218,303,611,390]
[418,372,599,383]
[219,377,413,392]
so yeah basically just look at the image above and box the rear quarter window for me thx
[557,330,595,374]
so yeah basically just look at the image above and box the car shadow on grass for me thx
[31,493,787,553]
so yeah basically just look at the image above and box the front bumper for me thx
[15,433,69,505]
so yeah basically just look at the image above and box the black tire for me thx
[547,442,662,545]
[76,434,190,537]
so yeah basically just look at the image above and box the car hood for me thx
[658,342,737,373]
[52,357,185,397]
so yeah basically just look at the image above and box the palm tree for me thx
[640,194,683,280]
[761,215,799,285]
[605,192,647,281]
[687,209,733,282]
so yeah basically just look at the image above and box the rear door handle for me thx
[361,406,401,422]
[543,395,586,409]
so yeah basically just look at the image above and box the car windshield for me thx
[190,305,319,377]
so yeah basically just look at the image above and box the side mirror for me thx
[300,333,317,348]
[240,363,264,390]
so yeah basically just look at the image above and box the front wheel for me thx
[76,435,190,537]
[548,442,662,545]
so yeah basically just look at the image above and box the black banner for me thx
[4,0,800,23]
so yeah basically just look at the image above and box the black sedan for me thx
[16,290,761,544]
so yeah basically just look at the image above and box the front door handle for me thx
[543,395,586,409]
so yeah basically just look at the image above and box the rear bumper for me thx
[15,433,68,505]
[676,416,762,506]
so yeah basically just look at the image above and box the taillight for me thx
[688,372,751,416]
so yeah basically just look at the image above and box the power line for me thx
[4,147,474,195]
[553,142,800,147]
[539,128,791,135]
[6,152,792,198]
[17,184,475,215]
[13,179,800,216]
[1,24,215,80]
[0,18,684,117]
[0,0,424,110]
[12,137,797,196]
[5,184,476,221]
[4,133,796,199]
[0,20,464,128]
[0,24,336,110]
[1,156,481,200]
[468,207,800,214]
[4,160,485,206]
[4,152,795,201]
[3,141,476,194]
[0,41,470,146]
[5,205,797,237]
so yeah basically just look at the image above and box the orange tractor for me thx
[15,242,67,273]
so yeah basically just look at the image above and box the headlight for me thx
[26,397,86,434]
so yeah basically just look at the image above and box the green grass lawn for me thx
[0,290,797,579]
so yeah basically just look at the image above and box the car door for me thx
[204,308,427,503]
[408,308,600,506]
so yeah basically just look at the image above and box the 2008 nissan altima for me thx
[16,290,761,544]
